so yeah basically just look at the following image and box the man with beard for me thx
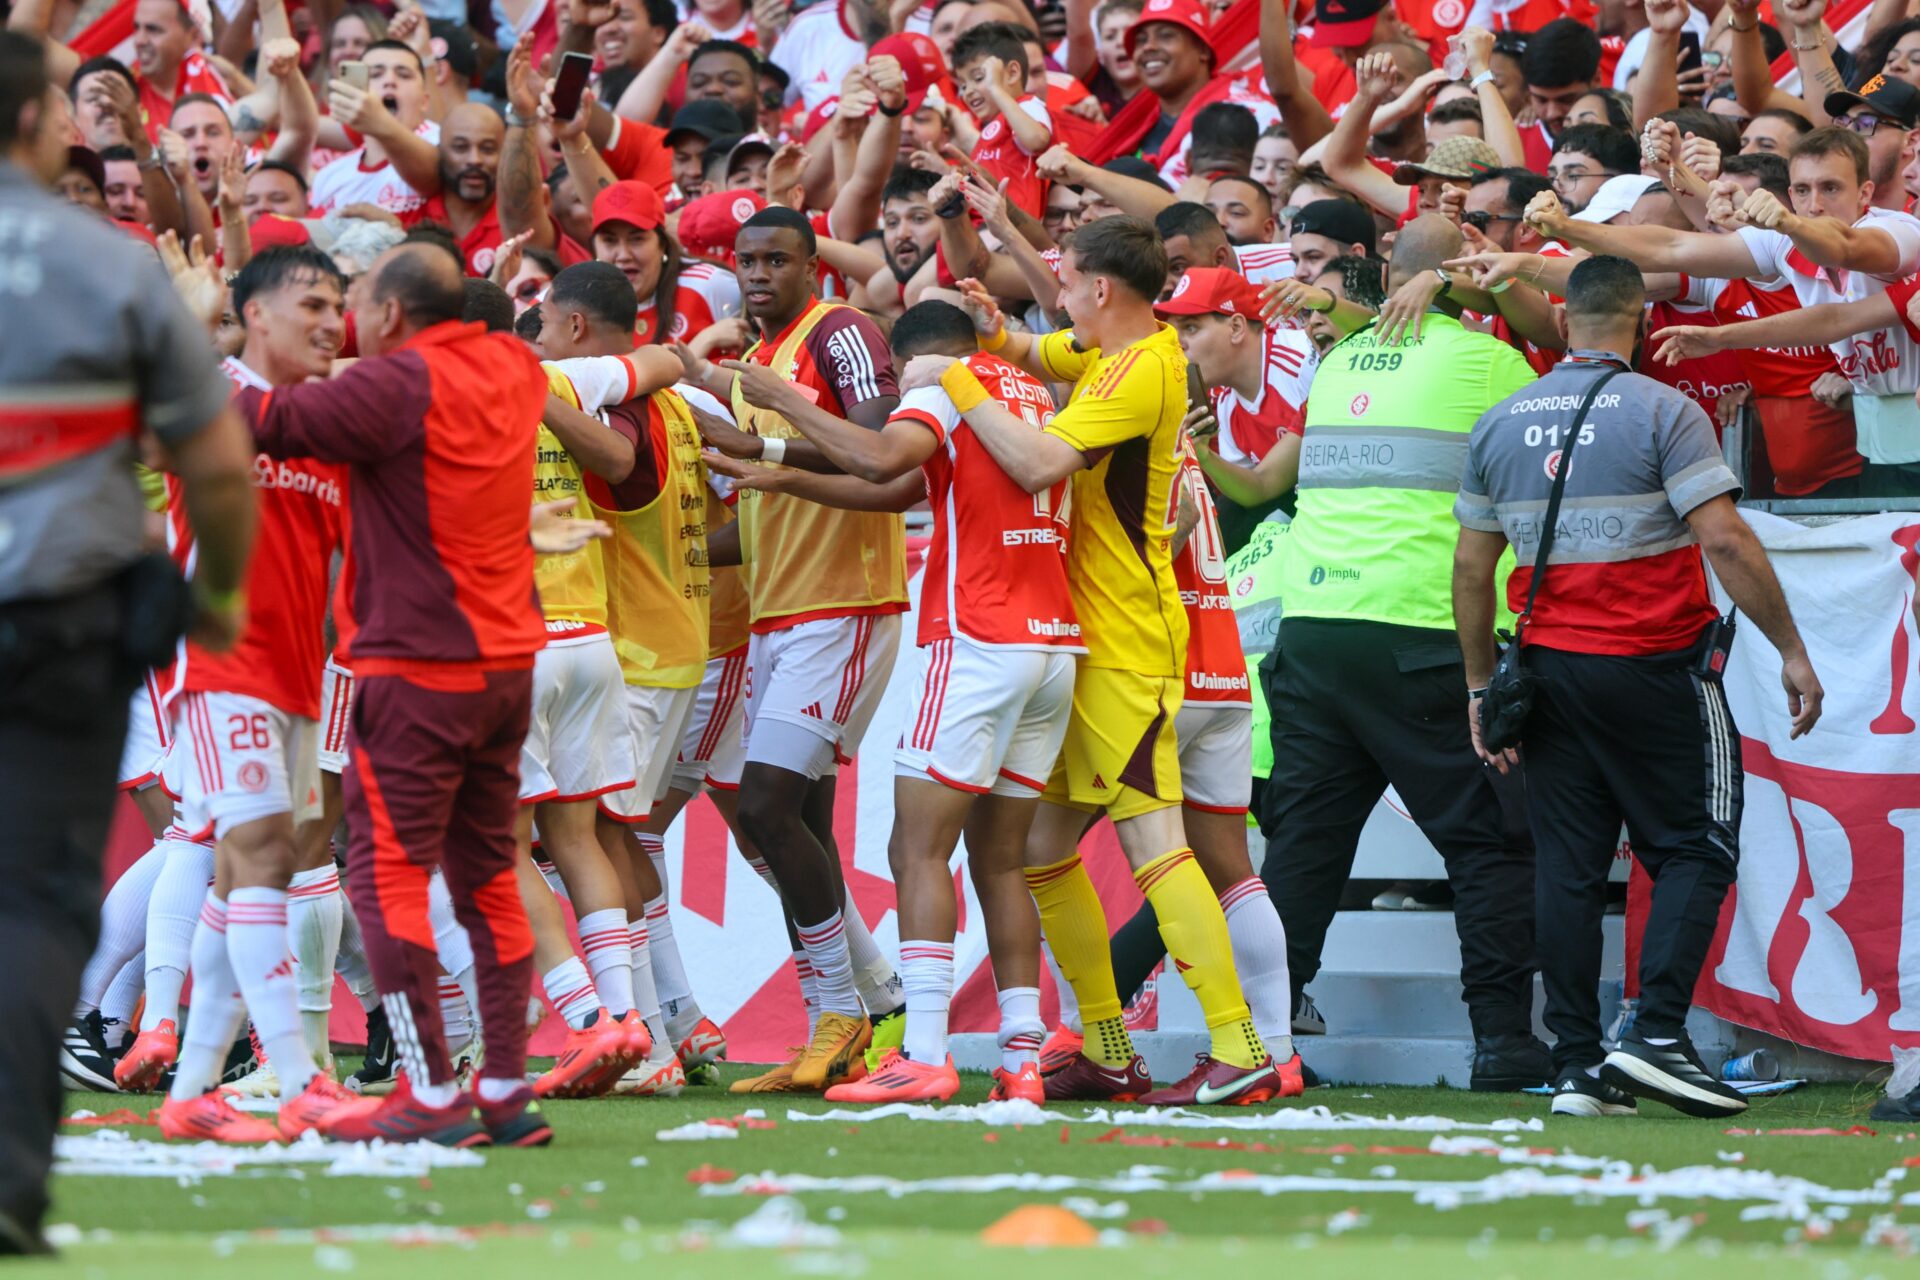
[880,169,942,287]
[406,103,518,278]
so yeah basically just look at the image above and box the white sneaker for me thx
[227,1059,279,1098]
[612,1046,686,1097]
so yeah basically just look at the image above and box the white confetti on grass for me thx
[53,1129,485,1181]
[656,1121,742,1142]
[785,1101,1544,1133]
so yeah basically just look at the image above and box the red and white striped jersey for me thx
[1233,242,1296,287]
[1210,326,1317,466]
[891,352,1083,651]
[1174,452,1249,705]
[178,358,346,719]
[638,262,742,346]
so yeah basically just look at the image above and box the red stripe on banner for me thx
[69,0,137,57]
[680,794,731,927]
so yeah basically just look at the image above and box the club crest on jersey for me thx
[1348,393,1370,416]
[237,760,270,793]
[1544,448,1566,479]
[1432,0,1466,27]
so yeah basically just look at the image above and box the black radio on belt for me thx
[1692,611,1739,681]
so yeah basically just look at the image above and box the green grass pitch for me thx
[29,1065,1920,1279]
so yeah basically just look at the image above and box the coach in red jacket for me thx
[234,243,552,1148]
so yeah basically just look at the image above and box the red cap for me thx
[1153,266,1265,321]
[678,189,767,265]
[1125,0,1217,65]
[1308,0,1387,49]
[871,32,947,95]
[247,212,314,250]
[591,180,666,235]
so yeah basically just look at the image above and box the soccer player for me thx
[236,244,554,1147]
[680,207,909,1092]
[151,246,361,1143]
[516,261,684,1095]
[709,300,1080,1104]
[906,217,1281,1106]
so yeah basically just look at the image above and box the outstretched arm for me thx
[1259,0,1333,150]
[1320,51,1419,218]
[1687,494,1823,738]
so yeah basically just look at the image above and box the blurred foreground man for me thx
[0,31,254,1254]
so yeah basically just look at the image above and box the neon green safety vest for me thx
[1288,314,1537,631]
[1225,512,1290,782]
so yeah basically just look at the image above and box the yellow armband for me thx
[979,325,1009,352]
[940,362,992,413]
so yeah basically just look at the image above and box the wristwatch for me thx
[506,107,534,129]
[1432,267,1453,300]
[877,97,906,118]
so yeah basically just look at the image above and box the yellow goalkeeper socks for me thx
[1023,853,1133,1068]
[1134,848,1266,1070]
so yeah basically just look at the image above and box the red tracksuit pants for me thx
[342,668,534,1086]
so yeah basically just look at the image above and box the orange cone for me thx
[978,1205,1099,1247]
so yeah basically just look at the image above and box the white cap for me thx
[1572,173,1662,225]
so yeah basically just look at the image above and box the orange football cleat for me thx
[277,1073,361,1140]
[535,1011,643,1099]
[1274,1052,1307,1098]
[988,1061,1046,1104]
[824,1050,960,1103]
[113,1019,179,1093]
[1036,1026,1083,1077]
[156,1090,283,1143]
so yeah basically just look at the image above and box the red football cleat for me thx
[535,1010,645,1099]
[317,1075,488,1146]
[1037,1026,1083,1077]
[277,1073,363,1140]
[476,1085,554,1148]
[1041,1052,1150,1102]
[1138,1054,1282,1107]
[988,1062,1046,1104]
[114,1020,179,1093]
[823,1050,960,1103]
[156,1090,282,1143]
[1274,1052,1306,1099]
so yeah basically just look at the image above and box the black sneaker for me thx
[1470,1032,1553,1091]
[1292,992,1326,1036]
[1602,1033,1748,1118]
[1869,1087,1919,1124]
[477,1086,554,1148]
[59,1011,120,1092]
[348,1005,398,1095]
[1549,1069,1637,1117]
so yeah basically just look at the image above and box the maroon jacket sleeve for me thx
[583,399,662,511]
[804,308,900,424]
[240,351,434,462]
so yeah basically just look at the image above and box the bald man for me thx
[409,102,512,277]
[233,244,556,1144]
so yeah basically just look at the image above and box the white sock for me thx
[168,897,245,1100]
[102,953,144,1024]
[475,1076,521,1103]
[628,922,662,1020]
[1042,941,1082,1034]
[842,902,903,1016]
[334,905,380,1012]
[645,896,702,1038]
[533,856,569,901]
[77,841,165,1013]
[543,957,602,1030]
[746,856,781,894]
[794,952,820,1037]
[288,865,344,1065]
[227,887,316,1097]
[142,832,215,1030]
[412,1079,460,1108]
[898,940,953,1063]
[428,873,477,1018]
[577,908,635,1016]
[795,911,860,1016]
[440,976,474,1053]
[1221,878,1294,1062]
[996,985,1044,1072]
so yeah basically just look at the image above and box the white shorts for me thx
[317,656,353,775]
[672,648,748,794]
[117,669,174,790]
[1175,700,1253,814]
[173,690,321,841]
[894,637,1075,799]
[521,634,638,805]
[743,613,902,782]
[600,683,700,821]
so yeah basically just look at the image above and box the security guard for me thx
[0,34,253,1253]
[1257,215,1551,1090]
[1454,255,1822,1120]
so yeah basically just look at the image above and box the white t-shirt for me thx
[1736,207,1920,396]
[307,120,442,217]
[771,2,866,113]
[1612,9,1711,92]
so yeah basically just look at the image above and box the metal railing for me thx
[1722,408,1920,516]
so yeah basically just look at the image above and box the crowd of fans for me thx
[11,0,1920,502]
